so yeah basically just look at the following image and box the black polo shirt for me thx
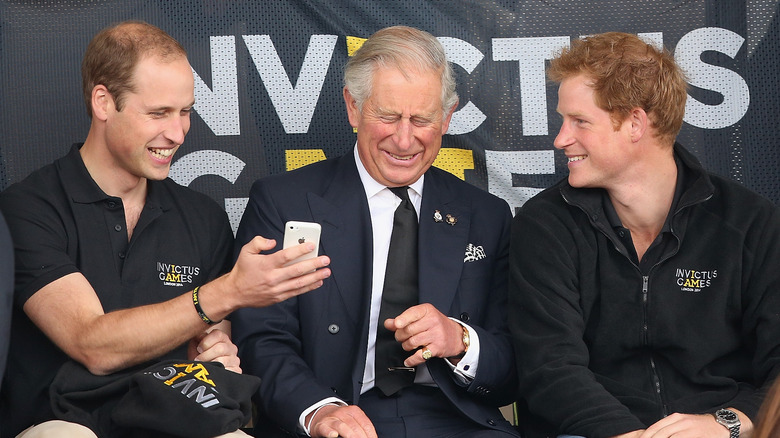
[0,144,234,437]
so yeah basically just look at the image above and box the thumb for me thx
[244,235,277,254]
[383,318,398,331]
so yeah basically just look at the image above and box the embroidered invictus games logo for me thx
[675,268,718,292]
[149,362,220,408]
[157,262,200,287]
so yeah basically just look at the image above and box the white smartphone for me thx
[282,221,322,267]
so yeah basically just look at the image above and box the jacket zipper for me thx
[643,275,669,417]
[563,191,677,420]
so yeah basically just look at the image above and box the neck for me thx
[80,133,148,241]
[80,133,148,202]
[607,146,677,260]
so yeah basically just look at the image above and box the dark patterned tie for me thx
[374,186,419,396]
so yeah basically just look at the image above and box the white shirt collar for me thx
[353,144,424,201]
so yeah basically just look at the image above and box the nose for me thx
[394,118,414,150]
[165,113,189,145]
[553,121,572,150]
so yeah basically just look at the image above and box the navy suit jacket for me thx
[232,152,517,435]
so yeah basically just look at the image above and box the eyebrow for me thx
[147,100,196,112]
[374,106,439,121]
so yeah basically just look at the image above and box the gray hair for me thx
[343,26,458,119]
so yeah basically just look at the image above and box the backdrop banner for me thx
[1,1,777,231]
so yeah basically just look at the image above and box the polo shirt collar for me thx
[63,143,168,212]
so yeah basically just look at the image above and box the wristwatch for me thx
[451,324,471,359]
[713,408,740,438]
[461,324,470,353]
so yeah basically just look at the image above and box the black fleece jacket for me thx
[509,144,780,438]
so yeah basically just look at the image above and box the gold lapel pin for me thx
[445,214,457,226]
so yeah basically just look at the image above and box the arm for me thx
[306,404,376,438]
[632,409,752,438]
[457,200,518,404]
[232,179,347,432]
[3,176,330,376]
[23,235,330,376]
[725,202,780,423]
[390,197,517,405]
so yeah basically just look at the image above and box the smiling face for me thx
[345,66,453,187]
[554,74,637,190]
[101,54,195,183]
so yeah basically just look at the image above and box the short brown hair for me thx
[548,32,687,145]
[81,20,187,117]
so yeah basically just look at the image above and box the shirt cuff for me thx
[298,397,347,436]
[446,317,480,384]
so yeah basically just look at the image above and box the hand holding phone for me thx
[282,221,322,267]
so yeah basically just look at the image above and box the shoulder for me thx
[1,160,62,201]
[248,156,349,197]
[427,166,508,211]
[511,178,596,245]
[517,178,570,216]
[707,173,776,209]
[700,173,779,227]
[156,177,221,205]
[0,160,70,226]
[264,156,342,184]
[154,178,230,227]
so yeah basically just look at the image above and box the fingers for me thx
[231,235,332,308]
[382,304,466,367]
[311,405,377,438]
[640,413,727,438]
[404,347,431,368]
[390,303,430,329]
[267,262,332,303]
[242,235,331,273]
[191,329,242,373]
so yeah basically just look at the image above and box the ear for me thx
[628,107,648,142]
[440,99,459,135]
[91,85,113,122]
[343,87,360,129]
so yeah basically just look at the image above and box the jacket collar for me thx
[559,142,715,220]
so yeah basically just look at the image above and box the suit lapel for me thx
[307,154,373,325]
[418,170,470,313]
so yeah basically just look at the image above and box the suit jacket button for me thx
[328,324,340,334]
[487,419,496,426]
[459,312,470,322]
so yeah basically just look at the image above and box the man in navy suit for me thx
[231,26,519,438]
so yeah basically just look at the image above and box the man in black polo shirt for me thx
[0,21,331,438]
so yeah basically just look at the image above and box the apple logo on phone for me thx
[298,237,306,244]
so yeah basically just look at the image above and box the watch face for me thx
[716,409,740,426]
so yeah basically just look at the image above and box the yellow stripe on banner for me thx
[286,149,327,171]
[432,148,474,180]
[346,36,367,133]
[285,148,474,181]
[346,36,367,56]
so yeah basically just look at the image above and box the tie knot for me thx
[389,186,411,203]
